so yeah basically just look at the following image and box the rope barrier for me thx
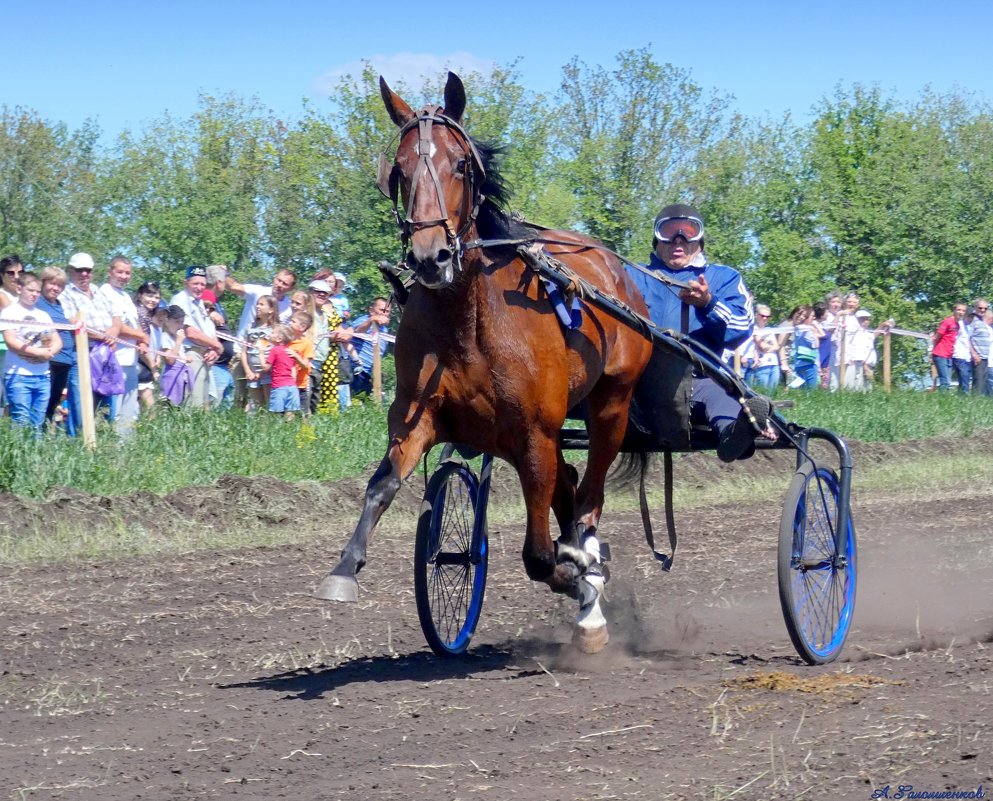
[0,320,193,364]
[312,330,396,345]
[754,322,929,340]
[215,330,247,348]
[0,319,82,333]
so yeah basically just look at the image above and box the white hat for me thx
[854,309,871,319]
[308,279,333,293]
[333,272,347,284]
[68,252,95,270]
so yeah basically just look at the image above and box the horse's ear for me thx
[380,76,415,128]
[443,71,466,123]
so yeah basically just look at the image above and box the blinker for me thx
[376,153,395,198]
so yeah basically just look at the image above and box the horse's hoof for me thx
[314,574,359,603]
[573,624,609,654]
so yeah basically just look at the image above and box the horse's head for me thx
[378,72,486,289]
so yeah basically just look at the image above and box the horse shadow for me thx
[219,643,536,701]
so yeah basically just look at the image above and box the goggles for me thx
[654,215,704,244]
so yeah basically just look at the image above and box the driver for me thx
[625,203,774,461]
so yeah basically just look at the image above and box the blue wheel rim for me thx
[425,468,486,653]
[789,468,856,659]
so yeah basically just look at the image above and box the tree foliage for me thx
[0,107,106,265]
[106,94,273,289]
[556,48,737,259]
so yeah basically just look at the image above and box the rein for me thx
[463,233,694,293]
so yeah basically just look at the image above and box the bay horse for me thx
[315,72,653,652]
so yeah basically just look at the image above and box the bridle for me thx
[377,106,487,276]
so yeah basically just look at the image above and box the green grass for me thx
[1,389,991,501]
[5,447,989,567]
[0,403,391,500]
[773,388,993,442]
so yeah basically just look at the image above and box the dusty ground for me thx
[1,438,991,801]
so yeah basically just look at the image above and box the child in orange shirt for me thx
[287,311,315,416]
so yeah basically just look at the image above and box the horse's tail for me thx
[608,451,654,491]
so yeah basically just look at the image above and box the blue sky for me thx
[3,0,992,142]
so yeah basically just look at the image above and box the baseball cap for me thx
[309,279,333,293]
[333,272,347,284]
[855,310,871,319]
[201,289,217,304]
[68,252,95,270]
[185,265,207,279]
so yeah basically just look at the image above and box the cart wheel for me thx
[414,460,488,656]
[778,462,857,665]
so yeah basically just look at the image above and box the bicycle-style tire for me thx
[778,463,857,665]
[414,461,488,656]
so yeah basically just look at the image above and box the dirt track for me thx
[1,440,992,800]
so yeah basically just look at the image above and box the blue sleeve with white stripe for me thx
[698,264,753,352]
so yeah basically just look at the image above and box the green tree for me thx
[742,116,837,316]
[555,48,737,259]
[108,94,273,289]
[0,108,107,265]
[261,66,402,310]
[895,91,993,306]
[805,85,993,313]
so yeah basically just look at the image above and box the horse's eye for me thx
[455,158,467,175]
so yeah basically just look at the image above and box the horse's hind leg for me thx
[314,414,436,602]
[551,452,578,541]
[517,432,584,594]
[570,384,637,653]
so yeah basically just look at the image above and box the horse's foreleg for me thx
[314,420,435,603]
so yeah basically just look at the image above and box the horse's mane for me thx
[472,138,537,243]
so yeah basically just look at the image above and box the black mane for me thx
[471,137,537,243]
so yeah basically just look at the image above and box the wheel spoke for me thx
[432,472,474,641]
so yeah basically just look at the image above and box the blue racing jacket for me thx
[624,252,754,355]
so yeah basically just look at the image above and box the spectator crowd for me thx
[735,290,993,396]
[2,251,991,437]
[0,253,393,435]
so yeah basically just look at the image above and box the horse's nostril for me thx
[407,248,453,281]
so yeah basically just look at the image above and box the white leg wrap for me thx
[583,532,601,563]
[573,573,608,653]
[555,541,590,571]
[576,574,605,629]
[572,529,610,653]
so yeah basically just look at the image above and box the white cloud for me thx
[313,51,497,96]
